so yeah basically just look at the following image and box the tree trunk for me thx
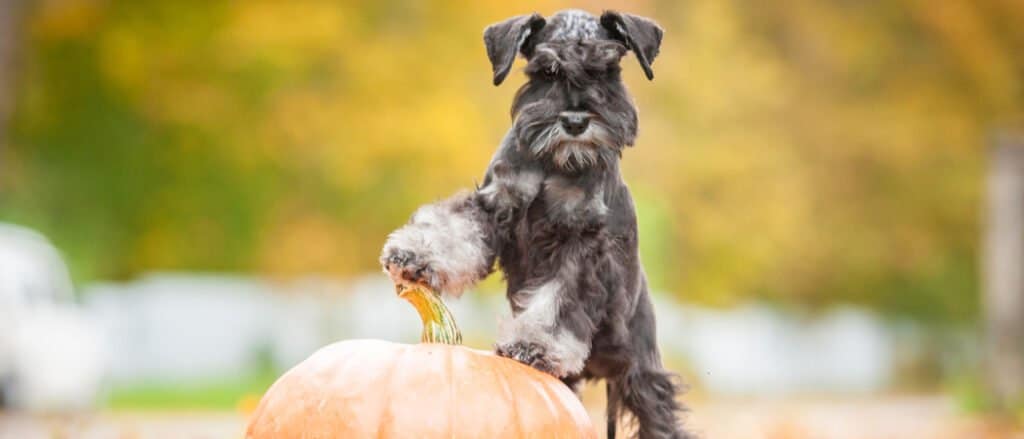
[985,129,1024,408]
[0,0,23,162]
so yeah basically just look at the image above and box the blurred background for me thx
[1,0,1023,437]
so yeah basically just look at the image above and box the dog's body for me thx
[382,10,689,438]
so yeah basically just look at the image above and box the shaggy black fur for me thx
[382,9,690,438]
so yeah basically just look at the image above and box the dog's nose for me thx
[559,112,591,136]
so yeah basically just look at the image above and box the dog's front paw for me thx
[496,341,562,377]
[380,192,497,296]
[381,247,440,291]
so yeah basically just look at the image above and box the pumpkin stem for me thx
[396,284,462,345]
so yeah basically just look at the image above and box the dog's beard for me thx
[519,120,620,173]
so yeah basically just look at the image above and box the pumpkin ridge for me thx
[375,343,411,439]
[526,373,563,435]
[445,345,455,438]
[494,358,524,438]
[536,377,576,438]
[549,374,593,435]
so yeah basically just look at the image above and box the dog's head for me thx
[484,10,663,173]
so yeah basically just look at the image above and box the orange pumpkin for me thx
[245,285,597,439]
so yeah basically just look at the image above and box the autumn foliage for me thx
[3,0,1022,322]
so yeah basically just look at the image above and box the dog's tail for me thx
[607,367,692,439]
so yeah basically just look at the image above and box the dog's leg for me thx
[495,259,595,378]
[610,367,689,439]
[607,379,619,439]
[475,145,544,236]
[381,140,543,295]
[560,374,584,396]
[611,291,691,439]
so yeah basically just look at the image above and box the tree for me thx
[0,0,22,164]
[985,129,1024,408]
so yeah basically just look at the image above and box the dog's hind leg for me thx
[610,285,691,439]
[607,379,619,439]
[612,366,689,439]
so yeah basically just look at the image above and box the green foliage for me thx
[950,375,997,414]
[3,0,1022,322]
[106,371,277,411]
[107,344,278,410]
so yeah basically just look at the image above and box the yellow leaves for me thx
[13,0,1011,316]
[31,0,102,40]
[97,28,146,92]
[908,0,1020,113]
[619,0,1002,307]
[258,209,361,277]
[370,90,494,187]
[266,89,338,155]
[218,1,354,73]
[98,27,233,127]
[134,216,226,272]
[670,136,812,304]
[622,0,806,303]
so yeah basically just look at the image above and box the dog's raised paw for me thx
[381,247,439,290]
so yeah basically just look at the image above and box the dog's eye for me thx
[542,66,560,80]
[605,65,621,78]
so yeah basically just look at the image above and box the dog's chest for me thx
[523,174,608,233]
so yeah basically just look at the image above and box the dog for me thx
[381,10,690,439]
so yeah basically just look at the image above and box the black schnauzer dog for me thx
[382,9,689,439]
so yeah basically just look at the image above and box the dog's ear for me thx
[484,13,546,86]
[600,11,663,80]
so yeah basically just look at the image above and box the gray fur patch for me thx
[548,9,601,41]
[478,166,543,206]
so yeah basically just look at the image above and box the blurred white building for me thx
[0,223,104,411]
[82,273,896,396]
[79,274,506,383]
[0,220,902,406]
[657,302,893,395]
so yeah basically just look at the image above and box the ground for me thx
[1,396,1021,438]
